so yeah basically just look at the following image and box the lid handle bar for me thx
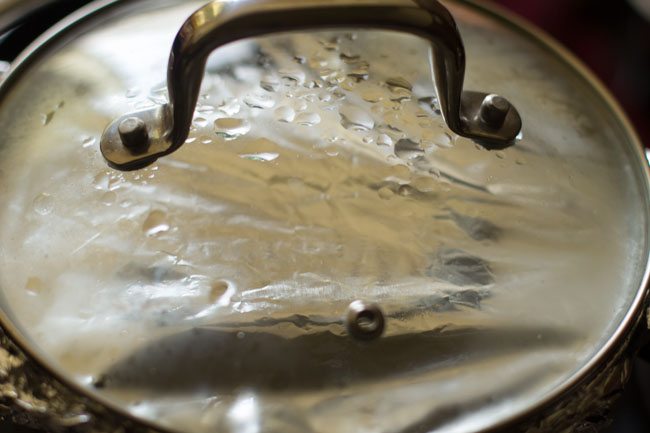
[100,0,522,170]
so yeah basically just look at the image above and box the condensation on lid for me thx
[0,1,647,433]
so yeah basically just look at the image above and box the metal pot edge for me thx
[0,0,647,432]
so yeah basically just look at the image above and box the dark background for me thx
[0,0,649,432]
[495,0,650,147]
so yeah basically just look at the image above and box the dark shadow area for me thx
[102,325,575,392]
[605,359,650,433]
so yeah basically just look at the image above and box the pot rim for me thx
[0,0,648,432]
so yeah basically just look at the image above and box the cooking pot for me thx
[0,1,648,433]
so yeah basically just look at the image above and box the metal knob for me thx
[118,117,149,152]
[346,300,385,341]
[480,94,510,128]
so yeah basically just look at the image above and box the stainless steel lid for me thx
[0,1,648,432]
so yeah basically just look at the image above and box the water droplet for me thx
[389,164,411,180]
[143,210,170,236]
[422,131,452,149]
[193,117,209,128]
[360,87,384,103]
[398,184,416,196]
[319,39,339,51]
[316,66,337,80]
[515,157,526,165]
[93,171,110,190]
[340,78,357,91]
[209,280,230,304]
[389,87,412,102]
[292,99,308,112]
[340,52,360,62]
[81,136,96,148]
[412,176,437,192]
[377,134,393,146]
[386,76,413,91]
[295,112,321,126]
[331,90,346,102]
[395,139,424,160]
[126,87,140,98]
[101,191,117,205]
[25,277,46,296]
[378,123,404,138]
[382,112,404,131]
[340,105,374,131]
[214,118,251,139]
[239,152,279,162]
[197,104,215,114]
[378,187,394,200]
[274,106,295,123]
[308,55,328,69]
[237,331,246,340]
[243,93,275,109]
[437,133,453,148]
[33,193,54,215]
[304,80,323,89]
[323,145,340,157]
[371,104,386,116]
[260,74,280,92]
[347,68,369,81]
[495,151,505,159]
[279,69,305,85]
[41,112,55,126]
[418,95,438,108]
[218,99,241,116]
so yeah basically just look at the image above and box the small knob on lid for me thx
[479,94,510,128]
[118,117,149,152]
[346,300,385,341]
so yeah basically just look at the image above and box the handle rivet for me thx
[118,117,149,151]
[479,94,510,128]
[346,300,385,341]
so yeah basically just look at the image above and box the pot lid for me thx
[0,1,648,432]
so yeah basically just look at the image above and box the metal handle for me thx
[101,0,522,170]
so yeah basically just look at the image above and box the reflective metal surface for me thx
[100,0,522,170]
[0,1,647,433]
